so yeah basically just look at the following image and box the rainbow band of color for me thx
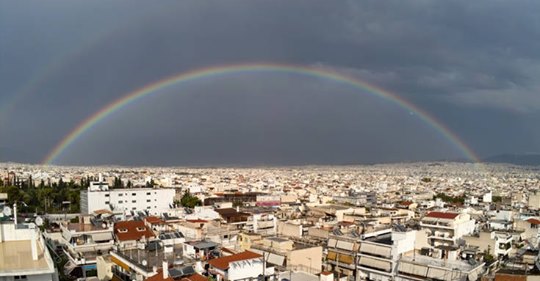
[43,63,480,164]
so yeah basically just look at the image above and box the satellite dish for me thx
[35,216,44,226]
[3,206,12,217]
[142,260,147,266]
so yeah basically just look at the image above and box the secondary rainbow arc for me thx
[42,63,480,165]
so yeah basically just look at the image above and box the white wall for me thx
[227,258,264,281]
[84,188,175,215]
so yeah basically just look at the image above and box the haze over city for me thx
[2,1,540,166]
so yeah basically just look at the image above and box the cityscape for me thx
[2,162,540,281]
[2,1,540,281]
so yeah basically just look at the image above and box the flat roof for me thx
[266,237,289,243]
[66,223,107,232]
[0,240,54,275]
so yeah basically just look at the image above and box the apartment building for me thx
[244,213,277,235]
[356,228,417,281]
[326,234,360,280]
[420,212,475,248]
[463,231,513,259]
[57,220,114,277]
[249,236,323,274]
[396,253,484,281]
[80,176,175,215]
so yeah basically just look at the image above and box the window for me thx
[105,194,110,197]
[147,199,151,202]
[118,200,123,204]
[118,228,128,233]
[132,200,136,203]
[136,227,146,232]
[132,193,136,196]
[105,201,109,204]
[146,192,151,195]
[147,206,151,209]
[118,193,123,197]
[14,276,27,280]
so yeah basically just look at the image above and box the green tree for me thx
[180,191,201,208]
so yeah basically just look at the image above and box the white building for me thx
[0,221,58,281]
[420,211,475,248]
[80,177,175,215]
[356,228,418,281]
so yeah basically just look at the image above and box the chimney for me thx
[31,228,38,260]
[13,202,17,226]
[162,261,169,279]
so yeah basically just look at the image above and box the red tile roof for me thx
[527,218,540,225]
[208,251,262,270]
[186,219,208,223]
[145,216,164,225]
[425,211,459,219]
[114,220,155,241]
[399,201,413,206]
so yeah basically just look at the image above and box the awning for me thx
[336,240,354,251]
[338,254,354,264]
[267,253,285,266]
[327,251,337,261]
[398,262,428,277]
[327,238,337,248]
[92,232,113,242]
[427,267,447,280]
[359,256,392,272]
[360,243,391,258]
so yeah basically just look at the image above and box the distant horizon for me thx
[3,152,540,169]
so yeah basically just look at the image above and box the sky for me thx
[1,0,539,166]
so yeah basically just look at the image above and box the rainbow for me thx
[42,63,480,164]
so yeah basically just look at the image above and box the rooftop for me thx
[424,212,460,220]
[401,254,482,272]
[66,222,108,232]
[114,220,155,241]
[208,251,262,270]
[0,240,54,275]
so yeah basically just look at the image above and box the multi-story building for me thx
[57,219,114,277]
[420,212,475,248]
[396,252,484,281]
[244,213,277,236]
[80,176,176,215]
[528,191,540,210]
[249,236,323,274]
[463,231,513,259]
[0,221,58,281]
[326,234,360,281]
[356,228,417,281]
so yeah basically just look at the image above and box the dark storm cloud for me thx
[1,0,539,165]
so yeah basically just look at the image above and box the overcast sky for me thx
[1,0,539,166]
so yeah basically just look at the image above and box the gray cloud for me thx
[1,0,539,165]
